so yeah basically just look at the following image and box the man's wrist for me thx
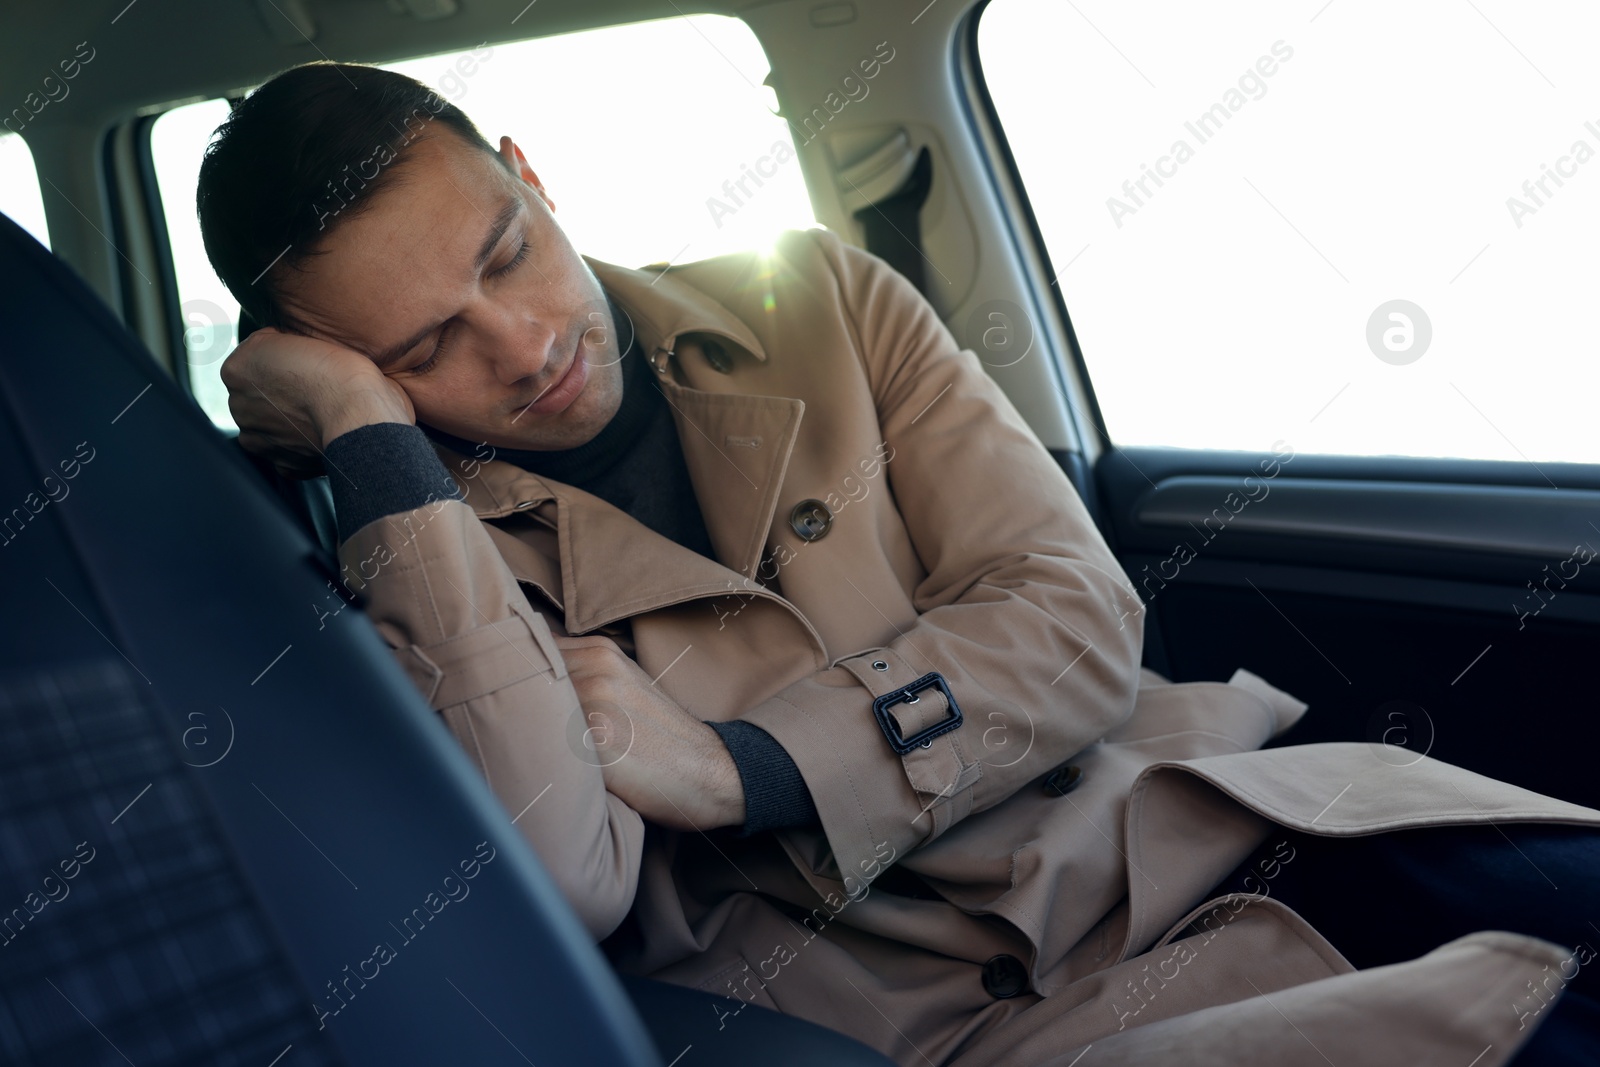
[317,394,413,447]
[703,719,819,835]
[702,722,747,828]
[322,422,465,543]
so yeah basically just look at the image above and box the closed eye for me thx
[404,238,530,375]
[490,238,530,279]
[401,232,531,376]
[408,324,450,376]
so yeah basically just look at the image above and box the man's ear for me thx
[499,135,554,212]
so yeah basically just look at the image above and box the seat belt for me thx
[851,145,933,298]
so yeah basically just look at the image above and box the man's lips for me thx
[513,339,588,420]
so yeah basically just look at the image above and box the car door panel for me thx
[1098,445,1600,812]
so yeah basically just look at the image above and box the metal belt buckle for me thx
[872,671,963,755]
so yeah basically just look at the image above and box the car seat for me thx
[0,209,893,1066]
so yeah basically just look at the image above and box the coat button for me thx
[1042,764,1083,797]
[981,954,1029,999]
[702,340,734,374]
[788,498,833,541]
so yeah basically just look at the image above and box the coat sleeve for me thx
[328,425,644,940]
[738,229,1146,886]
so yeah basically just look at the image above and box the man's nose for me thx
[480,305,559,386]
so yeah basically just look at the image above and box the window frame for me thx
[959,0,1115,460]
[131,111,193,397]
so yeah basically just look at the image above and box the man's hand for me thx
[555,634,745,832]
[221,325,416,479]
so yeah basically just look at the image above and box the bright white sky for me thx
[981,0,1600,464]
[4,5,1598,465]
[0,134,50,247]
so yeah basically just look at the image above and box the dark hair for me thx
[196,61,505,329]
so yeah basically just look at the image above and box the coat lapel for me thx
[425,254,814,641]
[650,379,804,581]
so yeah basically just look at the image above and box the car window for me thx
[150,15,817,429]
[152,98,238,428]
[385,16,816,267]
[0,133,51,249]
[979,0,1599,465]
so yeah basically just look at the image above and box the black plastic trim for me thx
[1135,476,1600,561]
[133,112,190,389]
[97,124,138,327]
[1101,445,1600,593]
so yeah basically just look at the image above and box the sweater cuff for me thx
[706,719,820,836]
[323,422,465,544]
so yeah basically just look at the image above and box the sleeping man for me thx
[198,60,1600,1067]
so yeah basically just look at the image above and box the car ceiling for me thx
[0,0,774,122]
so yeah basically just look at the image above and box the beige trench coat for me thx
[333,227,1600,1066]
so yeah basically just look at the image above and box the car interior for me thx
[3,0,1597,1064]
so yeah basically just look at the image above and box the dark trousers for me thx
[1209,823,1600,1065]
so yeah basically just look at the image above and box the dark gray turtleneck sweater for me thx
[321,309,817,836]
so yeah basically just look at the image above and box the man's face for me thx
[274,128,626,451]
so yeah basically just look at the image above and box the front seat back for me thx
[0,210,661,1065]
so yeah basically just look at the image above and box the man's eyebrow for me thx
[372,321,440,370]
[473,196,525,274]
[370,196,526,369]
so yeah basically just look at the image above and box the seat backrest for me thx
[238,439,341,560]
[0,210,661,1066]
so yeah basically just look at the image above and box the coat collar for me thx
[428,254,805,635]
[587,254,770,367]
